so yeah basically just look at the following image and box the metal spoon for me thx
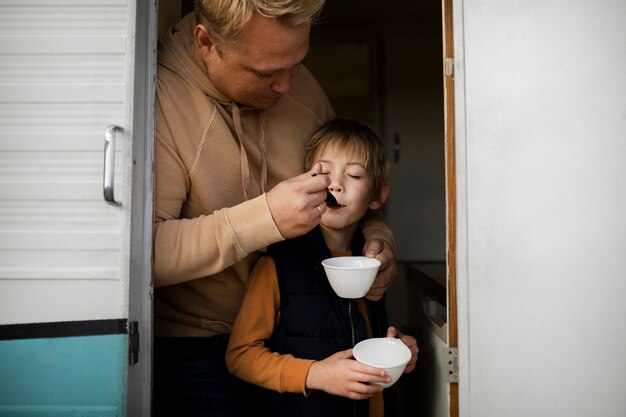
[312,171,340,207]
[326,189,340,207]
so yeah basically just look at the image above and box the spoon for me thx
[312,171,340,207]
[326,189,340,207]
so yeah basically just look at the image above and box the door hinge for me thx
[128,321,139,365]
[442,347,459,383]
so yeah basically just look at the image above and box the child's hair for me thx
[305,118,388,198]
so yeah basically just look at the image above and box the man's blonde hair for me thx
[194,0,325,47]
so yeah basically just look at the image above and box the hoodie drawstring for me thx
[231,103,251,200]
[259,112,268,193]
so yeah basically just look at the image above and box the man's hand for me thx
[266,163,329,239]
[363,239,397,301]
[387,326,418,373]
[305,349,389,399]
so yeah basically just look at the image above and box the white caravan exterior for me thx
[0,1,155,416]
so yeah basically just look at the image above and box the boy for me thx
[226,119,418,417]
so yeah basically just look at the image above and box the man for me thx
[153,1,397,415]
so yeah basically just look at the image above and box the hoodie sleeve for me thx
[361,209,396,252]
[153,78,284,286]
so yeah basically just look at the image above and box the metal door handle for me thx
[103,125,123,206]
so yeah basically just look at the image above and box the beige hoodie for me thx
[153,13,391,337]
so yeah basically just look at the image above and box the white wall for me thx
[455,1,626,416]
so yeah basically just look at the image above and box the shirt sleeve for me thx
[226,256,315,395]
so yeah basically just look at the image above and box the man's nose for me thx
[270,72,292,94]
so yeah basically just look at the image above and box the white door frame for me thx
[126,1,158,415]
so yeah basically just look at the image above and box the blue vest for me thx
[252,226,389,417]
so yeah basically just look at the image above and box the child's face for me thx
[312,145,383,231]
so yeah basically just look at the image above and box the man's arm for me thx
[361,209,397,301]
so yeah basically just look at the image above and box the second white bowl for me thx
[353,337,411,388]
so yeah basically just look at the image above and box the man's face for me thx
[198,13,311,109]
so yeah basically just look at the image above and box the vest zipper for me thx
[348,301,355,347]
[348,301,357,417]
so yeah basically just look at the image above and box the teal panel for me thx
[0,335,127,416]
[0,405,116,417]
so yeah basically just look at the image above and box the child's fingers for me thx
[350,362,390,385]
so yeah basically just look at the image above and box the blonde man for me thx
[153,1,397,415]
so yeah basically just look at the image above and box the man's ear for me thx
[194,24,216,60]
[369,182,390,210]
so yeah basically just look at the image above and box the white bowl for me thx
[321,256,381,298]
[352,337,411,388]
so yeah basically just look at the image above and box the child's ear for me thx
[369,182,390,210]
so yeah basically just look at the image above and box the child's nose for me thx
[329,185,342,193]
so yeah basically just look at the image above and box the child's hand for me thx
[387,326,419,373]
[305,348,390,399]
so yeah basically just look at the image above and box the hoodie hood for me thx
[158,12,266,197]
[159,12,232,107]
